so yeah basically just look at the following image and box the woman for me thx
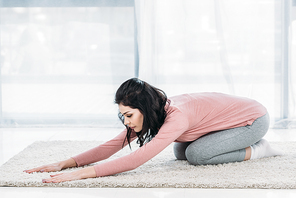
[24,78,282,183]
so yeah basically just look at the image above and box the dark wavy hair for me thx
[115,78,168,148]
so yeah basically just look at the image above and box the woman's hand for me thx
[23,158,77,174]
[23,162,62,174]
[42,166,96,183]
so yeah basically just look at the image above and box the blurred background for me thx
[0,0,295,128]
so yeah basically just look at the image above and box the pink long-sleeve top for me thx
[72,92,267,177]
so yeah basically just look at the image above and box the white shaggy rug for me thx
[0,141,295,188]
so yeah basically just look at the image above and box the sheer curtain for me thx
[135,0,296,127]
[1,0,295,128]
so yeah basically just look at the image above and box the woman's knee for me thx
[185,144,209,165]
[248,112,270,142]
[173,142,191,160]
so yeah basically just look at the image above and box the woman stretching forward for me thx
[24,78,282,183]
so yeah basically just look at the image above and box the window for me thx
[0,0,136,126]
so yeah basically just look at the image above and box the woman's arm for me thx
[92,112,189,177]
[72,129,137,167]
[24,129,136,175]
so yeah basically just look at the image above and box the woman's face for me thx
[118,104,144,132]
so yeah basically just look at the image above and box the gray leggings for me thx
[173,113,269,165]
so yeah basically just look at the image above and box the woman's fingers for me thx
[41,167,96,183]
[43,173,65,183]
[50,173,64,177]
[24,163,62,174]
[43,174,63,183]
[23,167,44,173]
[24,168,45,173]
[42,172,80,183]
